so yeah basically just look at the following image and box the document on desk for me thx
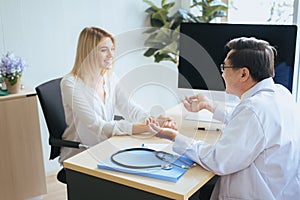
[97,148,194,182]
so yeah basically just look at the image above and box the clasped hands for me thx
[146,94,213,141]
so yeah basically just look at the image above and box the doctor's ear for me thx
[240,67,249,78]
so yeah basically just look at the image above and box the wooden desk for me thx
[0,88,46,200]
[63,104,222,200]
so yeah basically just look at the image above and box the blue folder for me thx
[97,149,195,182]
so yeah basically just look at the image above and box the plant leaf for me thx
[144,48,158,57]
[162,2,175,10]
[150,17,164,27]
[143,27,159,34]
[152,10,169,24]
[154,52,177,63]
[143,0,159,11]
[145,7,157,14]
[159,42,178,55]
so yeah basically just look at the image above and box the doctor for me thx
[148,37,300,199]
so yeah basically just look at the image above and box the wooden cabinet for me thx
[0,89,46,200]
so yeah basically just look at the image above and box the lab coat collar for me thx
[242,78,275,100]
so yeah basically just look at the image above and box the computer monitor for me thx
[178,22,298,93]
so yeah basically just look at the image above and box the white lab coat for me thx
[59,73,150,163]
[173,78,300,199]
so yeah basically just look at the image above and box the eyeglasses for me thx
[220,64,243,72]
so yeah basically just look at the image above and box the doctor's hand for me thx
[183,94,216,113]
[146,121,178,141]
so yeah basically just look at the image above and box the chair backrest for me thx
[36,77,67,160]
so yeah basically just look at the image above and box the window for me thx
[227,0,294,24]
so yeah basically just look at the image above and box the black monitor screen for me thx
[178,22,298,92]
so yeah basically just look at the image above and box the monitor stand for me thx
[184,109,220,123]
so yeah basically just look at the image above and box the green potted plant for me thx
[143,0,228,64]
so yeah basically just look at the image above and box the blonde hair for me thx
[71,27,115,83]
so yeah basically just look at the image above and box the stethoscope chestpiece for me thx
[161,164,172,170]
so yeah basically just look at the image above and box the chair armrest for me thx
[50,138,80,149]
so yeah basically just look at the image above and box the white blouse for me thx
[173,78,300,199]
[59,73,150,163]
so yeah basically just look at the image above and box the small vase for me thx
[4,78,21,94]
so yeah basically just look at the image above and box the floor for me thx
[43,171,67,200]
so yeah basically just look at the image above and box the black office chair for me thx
[35,77,85,184]
[36,77,124,183]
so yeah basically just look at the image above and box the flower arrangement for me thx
[0,52,26,86]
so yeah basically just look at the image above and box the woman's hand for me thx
[132,117,159,135]
[146,120,178,141]
[156,115,177,130]
[133,116,177,136]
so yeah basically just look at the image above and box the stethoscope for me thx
[110,147,195,170]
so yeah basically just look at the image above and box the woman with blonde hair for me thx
[59,27,175,182]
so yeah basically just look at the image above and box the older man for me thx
[148,37,300,200]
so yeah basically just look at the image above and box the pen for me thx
[196,127,220,131]
[141,143,149,148]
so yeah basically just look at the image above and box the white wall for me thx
[0,0,183,174]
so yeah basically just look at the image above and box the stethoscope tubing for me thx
[110,147,193,170]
